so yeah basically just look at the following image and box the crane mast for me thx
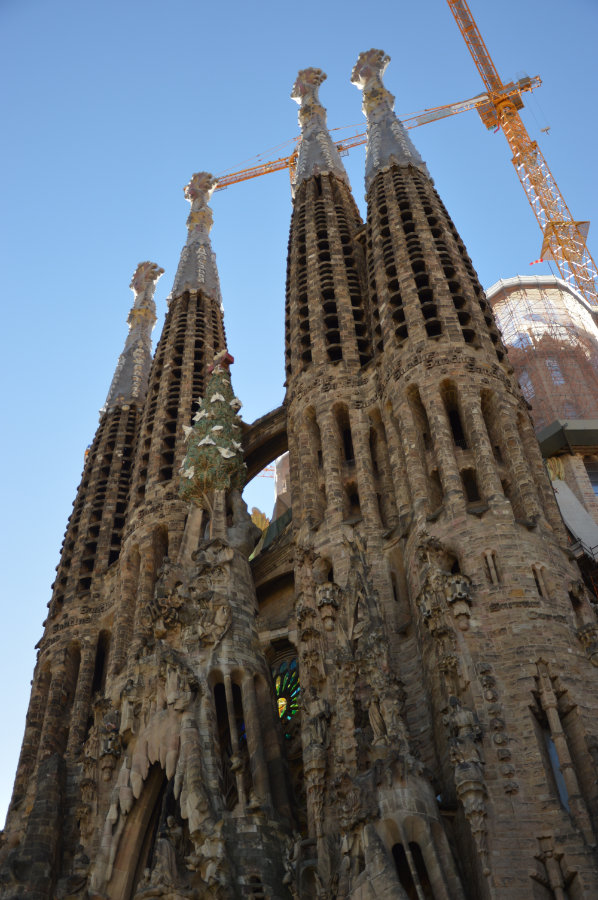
[447,0,598,307]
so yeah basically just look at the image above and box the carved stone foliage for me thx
[139,541,235,650]
[179,354,246,510]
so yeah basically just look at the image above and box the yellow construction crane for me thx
[446,0,598,308]
[214,79,539,191]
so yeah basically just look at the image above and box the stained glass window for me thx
[272,659,300,736]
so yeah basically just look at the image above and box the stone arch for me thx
[105,763,168,899]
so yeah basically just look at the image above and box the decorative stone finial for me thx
[170,172,223,305]
[291,67,349,196]
[351,49,428,191]
[179,351,246,510]
[102,261,163,414]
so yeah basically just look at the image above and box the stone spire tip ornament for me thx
[351,49,429,191]
[291,67,349,196]
[170,171,223,306]
[102,261,163,414]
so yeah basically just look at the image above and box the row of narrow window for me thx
[134,292,224,500]
[299,376,550,533]
[52,407,138,607]
[285,177,371,374]
[363,167,506,362]
[407,381,546,521]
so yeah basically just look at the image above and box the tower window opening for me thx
[391,843,418,899]
[91,631,110,697]
[425,321,442,338]
[335,407,355,465]
[442,385,468,449]
[448,409,467,449]
[484,550,500,585]
[462,468,481,504]
[532,564,549,600]
[345,482,361,519]
[409,843,434,899]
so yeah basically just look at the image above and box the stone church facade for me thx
[2,50,598,899]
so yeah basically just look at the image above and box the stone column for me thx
[66,642,96,756]
[110,550,139,677]
[224,673,246,810]
[241,675,271,808]
[319,408,346,522]
[381,403,412,521]
[349,407,381,530]
[460,389,504,507]
[391,394,429,517]
[425,392,466,516]
[498,400,541,522]
[39,661,68,760]
[538,664,593,844]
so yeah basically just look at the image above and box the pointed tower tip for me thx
[170,171,223,306]
[291,67,349,196]
[352,49,428,191]
[102,261,162,414]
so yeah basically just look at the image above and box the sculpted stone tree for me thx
[179,350,245,538]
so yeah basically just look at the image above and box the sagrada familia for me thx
[2,50,598,900]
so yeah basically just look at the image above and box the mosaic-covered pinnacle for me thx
[179,350,246,509]
[351,49,429,191]
[291,67,349,196]
[170,171,223,306]
[102,261,163,414]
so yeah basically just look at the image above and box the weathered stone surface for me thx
[3,53,598,900]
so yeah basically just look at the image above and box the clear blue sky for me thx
[1,0,596,825]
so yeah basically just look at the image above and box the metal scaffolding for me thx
[487,276,598,430]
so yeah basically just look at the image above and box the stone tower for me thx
[2,50,598,900]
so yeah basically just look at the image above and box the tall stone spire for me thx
[170,171,223,304]
[351,49,428,191]
[291,68,349,195]
[102,261,163,413]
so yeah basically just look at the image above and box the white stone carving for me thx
[291,67,349,195]
[102,261,163,413]
[351,49,429,190]
[170,172,223,306]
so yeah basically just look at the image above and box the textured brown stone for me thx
[2,60,598,900]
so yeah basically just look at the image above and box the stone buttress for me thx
[354,48,598,897]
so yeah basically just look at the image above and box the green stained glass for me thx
[272,659,300,736]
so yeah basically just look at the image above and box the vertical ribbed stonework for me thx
[283,64,466,899]
[1,262,162,893]
[49,262,163,611]
[355,49,598,895]
[129,173,226,506]
[284,68,371,380]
